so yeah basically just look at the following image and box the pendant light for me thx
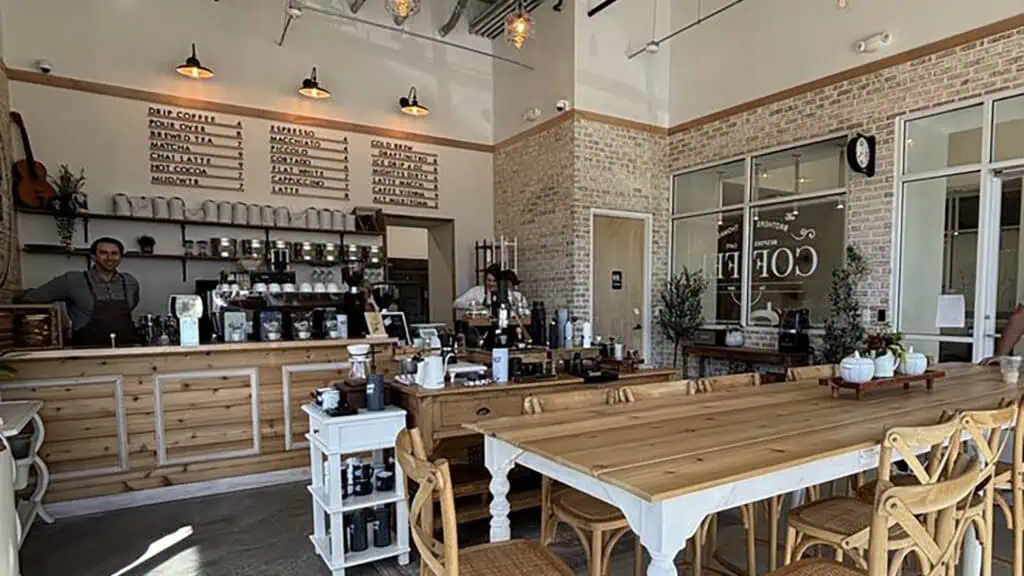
[299,67,330,99]
[504,0,534,49]
[175,43,214,80]
[385,0,421,19]
[399,87,429,117]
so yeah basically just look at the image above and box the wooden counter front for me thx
[2,338,395,506]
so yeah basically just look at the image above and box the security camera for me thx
[36,59,53,74]
[555,99,571,113]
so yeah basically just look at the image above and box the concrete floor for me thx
[18,482,1018,576]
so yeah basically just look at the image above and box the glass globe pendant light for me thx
[504,0,534,50]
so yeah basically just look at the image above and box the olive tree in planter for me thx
[820,245,868,364]
[657,268,707,369]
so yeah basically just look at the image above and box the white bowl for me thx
[268,283,282,294]
[300,283,313,293]
[314,283,327,293]
[347,343,371,356]
[282,283,296,293]
[252,283,268,294]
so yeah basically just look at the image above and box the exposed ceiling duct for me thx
[469,0,543,39]
[439,0,471,37]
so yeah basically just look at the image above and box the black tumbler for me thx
[373,505,391,547]
[348,510,369,552]
[366,374,385,411]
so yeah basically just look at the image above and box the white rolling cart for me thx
[303,404,409,576]
[0,400,52,546]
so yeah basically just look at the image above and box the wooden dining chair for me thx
[616,379,692,403]
[785,364,836,381]
[761,453,992,576]
[396,427,574,576]
[981,396,1024,576]
[785,403,1014,575]
[523,389,641,576]
[693,371,761,394]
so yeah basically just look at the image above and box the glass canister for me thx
[291,310,313,341]
[347,343,371,383]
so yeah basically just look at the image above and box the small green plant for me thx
[863,325,906,360]
[48,164,88,250]
[820,245,867,364]
[657,268,708,367]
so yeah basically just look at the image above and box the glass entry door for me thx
[978,170,1024,358]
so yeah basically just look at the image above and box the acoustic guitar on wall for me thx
[10,111,55,209]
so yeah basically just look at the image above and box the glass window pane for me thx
[672,210,743,324]
[898,173,980,337]
[996,177,1023,351]
[903,338,973,364]
[904,105,982,174]
[748,195,846,327]
[994,94,1024,161]
[672,161,745,215]
[752,137,846,201]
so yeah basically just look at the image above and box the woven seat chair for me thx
[396,427,573,576]
[990,396,1024,576]
[523,388,641,576]
[785,365,836,382]
[762,450,994,576]
[785,402,1014,576]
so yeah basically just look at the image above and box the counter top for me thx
[10,336,397,361]
[388,367,678,398]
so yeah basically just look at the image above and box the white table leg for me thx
[484,436,522,543]
[608,494,697,576]
[961,523,981,576]
[395,458,410,565]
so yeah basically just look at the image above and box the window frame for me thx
[670,134,850,328]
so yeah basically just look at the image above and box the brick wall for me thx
[0,65,20,301]
[668,25,1024,329]
[499,25,1024,368]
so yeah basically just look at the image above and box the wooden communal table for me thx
[682,344,813,377]
[469,365,1016,576]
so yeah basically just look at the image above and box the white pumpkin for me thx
[898,346,928,376]
[840,351,875,383]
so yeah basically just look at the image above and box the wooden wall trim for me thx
[5,67,495,154]
[493,109,669,150]
[493,111,576,151]
[668,13,1024,136]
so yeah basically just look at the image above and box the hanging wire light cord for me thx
[627,0,746,59]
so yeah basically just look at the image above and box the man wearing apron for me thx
[23,237,141,347]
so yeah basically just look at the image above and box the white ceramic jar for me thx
[725,329,744,347]
[898,346,928,376]
[873,351,899,378]
[840,351,875,383]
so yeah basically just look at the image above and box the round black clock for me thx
[846,133,876,177]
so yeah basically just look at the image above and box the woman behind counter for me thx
[21,237,141,347]
[452,265,529,316]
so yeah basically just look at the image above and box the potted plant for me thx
[820,245,867,364]
[48,164,88,250]
[863,325,906,378]
[657,268,708,368]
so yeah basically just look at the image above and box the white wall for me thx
[492,0,576,142]
[573,0,670,127]
[669,0,1024,125]
[12,83,492,315]
[2,0,494,144]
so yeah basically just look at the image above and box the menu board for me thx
[147,106,245,192]
[370,139,440,209]
[269,124,350,201]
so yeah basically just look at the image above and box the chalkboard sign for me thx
[380,311,411,345]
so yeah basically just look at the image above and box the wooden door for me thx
[592,215,646,353]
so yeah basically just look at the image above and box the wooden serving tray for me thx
[822,370,946,400]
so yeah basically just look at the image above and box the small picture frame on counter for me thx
[380,311,410,345]
[364,312,387,337]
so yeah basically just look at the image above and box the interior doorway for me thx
[590,209,652,361]
[385,215,456,327]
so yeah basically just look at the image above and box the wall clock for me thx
[846,133,876,177]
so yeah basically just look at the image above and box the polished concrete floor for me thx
[19,482,1018,576]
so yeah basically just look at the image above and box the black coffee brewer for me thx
[778,308,810,353]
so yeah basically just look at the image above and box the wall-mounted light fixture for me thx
[385,0,420,19]
[504,0,534,49]
[299,67,330,99]
[399,87,429,117]
[175,43,214,79]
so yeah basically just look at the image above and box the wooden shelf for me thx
[22,244,239,263]
[17,207,386,237]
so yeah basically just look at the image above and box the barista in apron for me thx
[22,237,141,347]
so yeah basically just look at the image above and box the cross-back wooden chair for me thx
[615,379,692,403]
[693,371,761,394]
[785,403,1014,575]
[786,364,836,382]
[762,455,992,576]
[396,427,573,576]
[523,389,641,576]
